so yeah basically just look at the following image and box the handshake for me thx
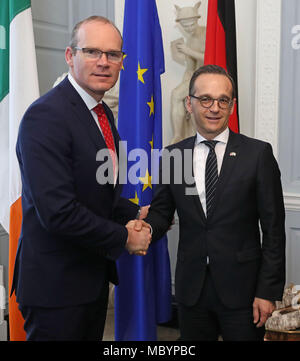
[125,206,152,256]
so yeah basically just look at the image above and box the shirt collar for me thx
[68,73,100,111]
[195,127,229,145]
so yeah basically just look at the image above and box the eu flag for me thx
[115,0,172,341]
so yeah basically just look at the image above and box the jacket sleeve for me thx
[255,142,286,301]
[113,197,140,225]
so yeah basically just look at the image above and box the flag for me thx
[115,0,172,341]
[204,0,239,132]
[0,0,39,340]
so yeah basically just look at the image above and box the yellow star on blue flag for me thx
[139,169,152,192]
[147,95,154,116]
[137,62,148,84]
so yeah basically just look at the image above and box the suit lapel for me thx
[59,78,109,151]
[208,130,241,218]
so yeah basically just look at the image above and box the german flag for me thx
[204,0,239,133]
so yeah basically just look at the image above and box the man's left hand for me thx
[253,297,276,328]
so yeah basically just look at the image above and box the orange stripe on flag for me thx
[8,197,26,341]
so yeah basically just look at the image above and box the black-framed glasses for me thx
[74,47,125,63]
[189,95,233,110]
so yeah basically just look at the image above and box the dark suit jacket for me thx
[146,130,286,309]
[11,77,139,307]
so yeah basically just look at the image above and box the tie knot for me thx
[93,103,105,116]
[202,140,218,150]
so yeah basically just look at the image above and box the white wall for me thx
[278,0,300,285]
[235,0,257,137]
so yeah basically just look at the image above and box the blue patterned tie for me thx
[202,140,219,217]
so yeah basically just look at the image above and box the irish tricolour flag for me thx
[0,0,39,340]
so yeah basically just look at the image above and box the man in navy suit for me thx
[146,65,286,341]
[11,16,151,341]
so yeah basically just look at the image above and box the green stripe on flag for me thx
[9,0,31,23]
[0,0,9,102]
[0,0,31,102]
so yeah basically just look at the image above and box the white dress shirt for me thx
[68,73,118,185]
[193,128,229,216]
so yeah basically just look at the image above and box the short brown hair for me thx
[189,64,236,98]
[69,15,123,50]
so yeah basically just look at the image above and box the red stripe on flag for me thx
[204,0,226,68]
[204,0,239,133]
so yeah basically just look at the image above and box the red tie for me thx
[93,104,116,174]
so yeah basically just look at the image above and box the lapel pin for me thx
[230,152,236,157]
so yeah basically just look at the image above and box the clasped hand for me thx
[125,220,152,256]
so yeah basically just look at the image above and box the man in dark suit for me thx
[11,16,151,341]
[145,65,286,341]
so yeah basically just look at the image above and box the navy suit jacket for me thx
[146,131,286,308]
[12,77,139,307]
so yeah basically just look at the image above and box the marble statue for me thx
[265,284,300,331]
[170,1,206,144]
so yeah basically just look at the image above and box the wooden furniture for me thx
[265,329,300,341]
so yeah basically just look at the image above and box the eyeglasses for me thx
[74,47,124,63]
[189,95,233,110]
